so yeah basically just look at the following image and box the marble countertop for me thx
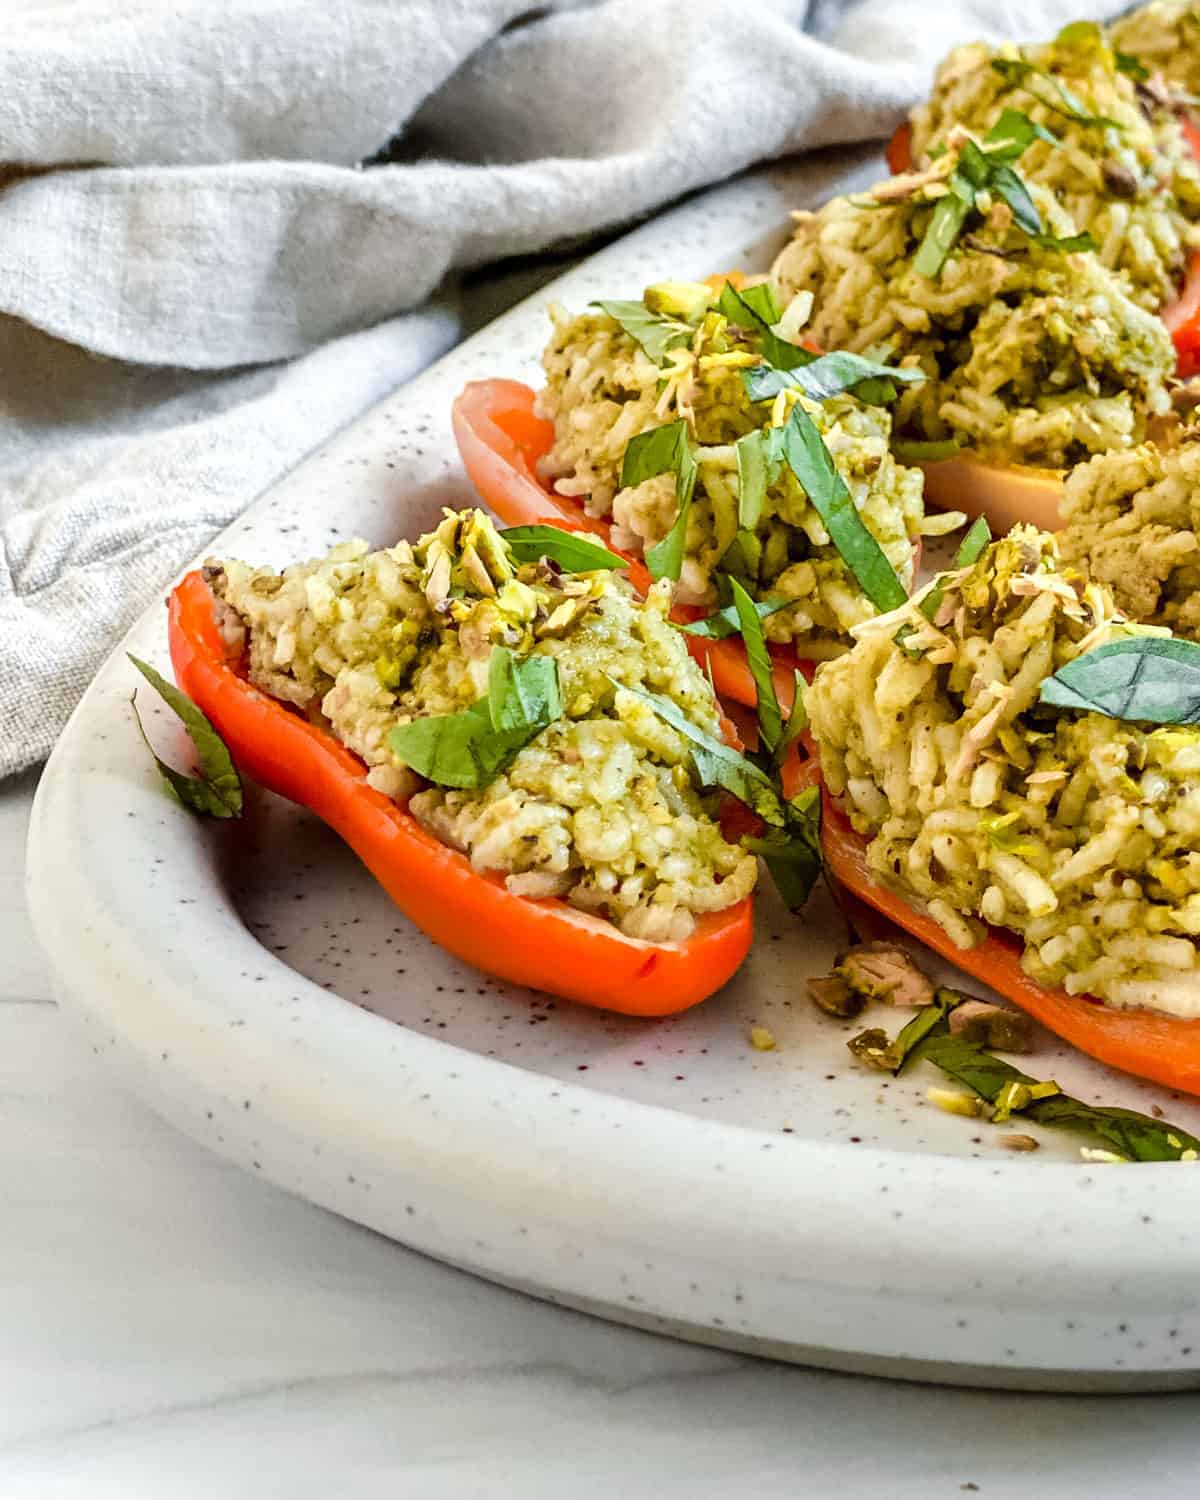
[5,768,1200,1498]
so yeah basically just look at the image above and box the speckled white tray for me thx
[27,151,1200,1393]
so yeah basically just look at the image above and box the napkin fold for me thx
[0,0,1121,775]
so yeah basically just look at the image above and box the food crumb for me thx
[998,1133,1039,1153]
[927,1086,987,1119]
[1080,1147,1129,1165]
[750,1026,777,1052]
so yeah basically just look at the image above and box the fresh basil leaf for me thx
[620,420,698,583]
[954,515,992,569]
[678,594,790,639]
[734,429,772,531]
[128,654,243,819]
[500,525,625,573]
[591,299,692,366]
[779,404,908,613]
[988,161,1043,235]
[913,174,975,278]
[721,527,763,585]
[984,107,1059,161]
[746,785,823,910]
[729,576,783,753]
[919,1034,1200,1162]
[892,437,962,462]
[989,57,1121,129]
[742,351,924,406]
[389,647,560,789]
[717,281,812,371]
[848,988,963,1074]
[774,671,810,767]
[1114,48,1149,82]
[1027,228,1097,253]
[1039,636,1200,725]
[614,678,785,826]
[487,647,563,736]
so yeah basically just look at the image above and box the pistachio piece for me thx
[998,1133,1040,1152]
[807,973,867,1019]
[836,942,935,1008]
[948,1000,1034,1053]
[1101,160,1139,199]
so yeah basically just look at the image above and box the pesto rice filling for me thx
[1110,1,1200,98]
[207,509,756,942]
[806,527,1200,1017]
[909,22,1200,313]
[771,137,1176,468]
[535,283,956,655]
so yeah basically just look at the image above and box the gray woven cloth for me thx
[0,0,1120,776]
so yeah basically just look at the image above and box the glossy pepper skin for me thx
[167,570,754,1017]
[451,379,813,716]
[797,759,1200,1096]
[886,119,1200,378]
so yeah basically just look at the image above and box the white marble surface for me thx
[2,771,1199,1495]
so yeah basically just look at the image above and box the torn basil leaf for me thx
[892,437,961,462]
[501,525,625,573]
[734,428,774,532]
[919,1034,1200,1162]
[745,784,823,911]
[678,594,790,640]
[774,671,810,767]
[742,351,924,407]
[591,299,692,366]
[128,654,243,819]
[984,107,1059,161]
[620,420,698,582]
[1039,636,1200,725]
[1114,48,1149,82]
[988,161,1043,235]
[717,281,811,371]
[779,404,908,613]
[729,576,783,754]
[912,172,976,278]
[615,678,785,826]
[989,57,1121,129]
[954,515,991,568]
[848,988,964,1074]
[389,646,561,789]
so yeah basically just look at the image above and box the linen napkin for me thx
[0,0,1124,776]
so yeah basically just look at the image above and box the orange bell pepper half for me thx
[451,379,819,714]
[167,570,753,1016]
[793,759,1200,1095]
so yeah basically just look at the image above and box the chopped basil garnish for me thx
[913,174,976,279]
[744,785,823,911]
[1039,636,1200,725]
[919,1034,1200,1162]
[734,427,775,532]
[129,655,244,818]
[742,351,924,407]
[388,646,561,789]
[678,594,790,640]
[892,437,962,462]
[620,420,697,582]
[774,670,810,768]
[916,516,992,626]
[613,678,785,826]
[778,404,908,613]
[848,988,964,1073]
[1114,48,1149,82]
[591,299,692,365]
[729,576,783,754]
[500,524,626,573]
[989,56,1120,129]
[984,106,1059,161]
[953,515,992,569]
[716,281,811,371]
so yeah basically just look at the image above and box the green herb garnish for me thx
[388,646,561,789]
[612,678,785,826]
[744,785,823,911]
[774,670,809,769]
[989,56,1121,128]
[620,420,698,582]
[847,988,965,1073]
[742,351,924,407]
[729,575,783,754]
[984,106,1060,161]
[716,281,811,371]
[678,594,791,640]
[1039,636,1200,725]
[1114,48,1149,82]
[892,437,962,463]
[500,525,625,573]
[916,516,991,626]
[129,654,243,819]
[919,1034,1200,1162]
[778,404,908,613]
[591,299,692,365]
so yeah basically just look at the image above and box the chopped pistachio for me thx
[1079,1147,1129,1165]
[998,1133,1040,1152]
[750,1025,777,1052]
[836,942,935,1008]
[643,280,714,323]
[847,1027,902,1072]
[807,972,867,1019]
[927,1086,988,1118]
[948,1000,1034,1053]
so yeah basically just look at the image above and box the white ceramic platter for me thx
[28,151,1200,1393]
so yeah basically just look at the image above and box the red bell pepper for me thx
[452,380,832,714]
[167,570,753,1016]
[794,759,1200,1095]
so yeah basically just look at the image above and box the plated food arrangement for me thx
[139,3,1200,1159]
